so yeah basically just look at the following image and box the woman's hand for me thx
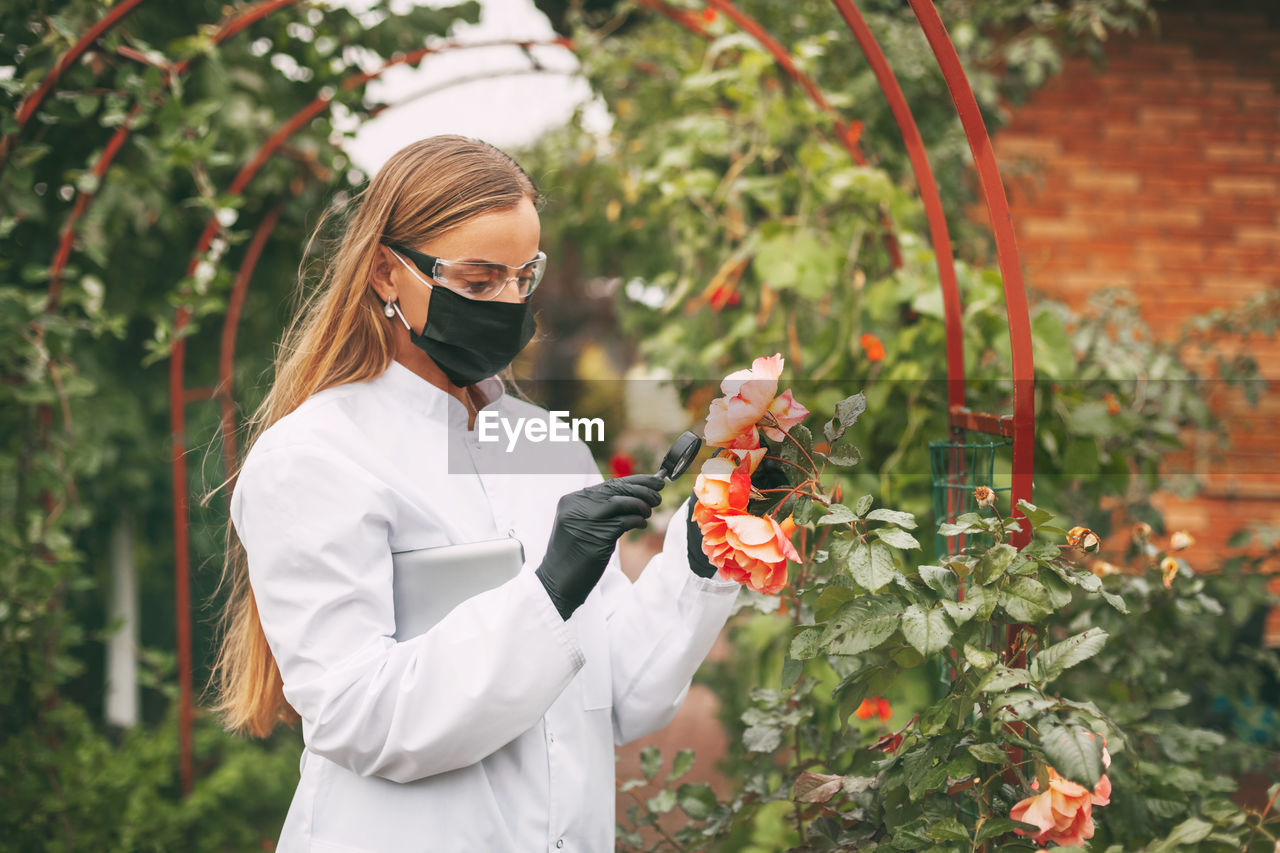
[536,474,665,620]
[685,498,719,579]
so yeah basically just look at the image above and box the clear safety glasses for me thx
[388,243,547,302]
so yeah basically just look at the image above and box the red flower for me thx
[855,696,892,721]
[860,333,885,362]
[701,7,717,24]
[1104,392,1120,415]
[708,283,740,311]
[609,452,635,478]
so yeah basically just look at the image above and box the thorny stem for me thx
[793,726,807,845]
[761,412,819,474]
[763,453,812,476]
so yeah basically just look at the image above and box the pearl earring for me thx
[384,296,396,318]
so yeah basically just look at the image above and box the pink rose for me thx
[704,354,807,447]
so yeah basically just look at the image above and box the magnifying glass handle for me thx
[655,466,670,480]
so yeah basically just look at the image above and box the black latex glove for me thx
[536,474,665,620]
[685,498,719,579]
[751,453,791,493]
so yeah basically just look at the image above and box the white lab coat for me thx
[230,359,741,852]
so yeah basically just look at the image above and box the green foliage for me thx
[2,0,476,843]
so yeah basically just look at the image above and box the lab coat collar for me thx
[379,359,506,427]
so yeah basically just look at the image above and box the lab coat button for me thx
[555,841,564,849]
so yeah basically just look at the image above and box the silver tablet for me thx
[391,536,526,641]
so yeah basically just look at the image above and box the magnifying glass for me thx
[655,430,703,481]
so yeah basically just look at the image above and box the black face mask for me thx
[390,250,537,387]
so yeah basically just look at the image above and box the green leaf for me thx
[667,748,695,783]
[875,526,921,550]
[854,494,873,516]
[1041,723,1104,788]
[743,725,782,753]
[823,596,903,656]
[926,817,971,843]
[949,584,997,625]
[978,666,1031,693]
[845,541,897,591]
[967,742,1009,764]
[900,604,953,656]
[641,745,661,780]
[646,789,676,814]
[676,782,717,821]
[834,393,867,430]
[789,626,825,660]
[1030,628,1109,683]
[826,432,861,466]
[814,583,855,622]
[1149,818,1213,852]
[918,564,958,599]
[976,817,1031,842]
[975,544,1019,584]
[866,508,918,529]
[818,503,858,525]
[780,655,802,687]
[963,644,1000,670]
[792,495,816,524]
[1000,577,1056,622]
[1015,499,1055,530]
[1100,589,1129,614]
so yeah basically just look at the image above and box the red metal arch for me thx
[45,0,304,310]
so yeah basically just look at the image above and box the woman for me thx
[210,135,741,851]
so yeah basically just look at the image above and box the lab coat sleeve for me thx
[231,441,584,784]
[583,464,742,746]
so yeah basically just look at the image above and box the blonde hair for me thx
[207,135,543,736]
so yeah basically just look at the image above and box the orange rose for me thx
[1011,737,1111,847]
[860,332,885,362]
[702,512,799,594]
[855,697,893,721]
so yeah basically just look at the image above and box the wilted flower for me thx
[974,485,997,509]
[873,731,903,753]
[1161,556,1180,589]
[1170,531,1195,551]
[1010,736,1111,847]
[1131,522,1153,544]
[1090,560,1120,578]
[1067,526,1101,552]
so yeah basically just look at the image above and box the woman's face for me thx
[381,195,542,333]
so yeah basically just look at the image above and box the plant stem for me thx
[1242,784,1280,851]
[625,790,687,853]
[762,412,818,474]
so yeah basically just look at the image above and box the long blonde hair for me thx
[208,135,543,736]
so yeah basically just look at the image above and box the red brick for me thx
[1237,226,1280,245]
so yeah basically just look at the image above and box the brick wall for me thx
[989,0,1280,628]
